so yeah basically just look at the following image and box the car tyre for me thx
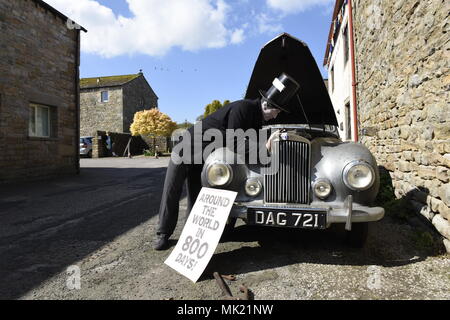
[345,222,369,248]
[88,150,92,158]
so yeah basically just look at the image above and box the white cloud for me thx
[255,12,283,35]
[45,0,242,57]
[266,0,334,14]
[230,28,245,44]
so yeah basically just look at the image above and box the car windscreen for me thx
[80,138,93,144]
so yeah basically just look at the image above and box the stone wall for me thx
[141,136,171,154]
[122,75,158,133]
[353,0,450,250]
[92,131,149,158]
[0,0,80,182]
[80,74,158,135]
[80,87,123,136]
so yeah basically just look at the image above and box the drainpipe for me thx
[348,0,359,142]
[75,30,81,174]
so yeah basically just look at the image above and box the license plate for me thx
[248,208,327,229]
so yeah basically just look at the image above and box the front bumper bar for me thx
[231,195,384,231]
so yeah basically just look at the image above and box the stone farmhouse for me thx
[80,72,158,136]
[324,0,355,141]
[325,0,450,251]
[0,0,85,182]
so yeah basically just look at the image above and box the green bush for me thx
[412,231,436,250]
[375,167,395,206]
[143,149,155,157]
[143,149,161,157]
[383,198,414,221]
[375,167,414,221]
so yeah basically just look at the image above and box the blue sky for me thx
[46,0,334,124]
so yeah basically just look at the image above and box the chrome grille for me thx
[264,140,310,204]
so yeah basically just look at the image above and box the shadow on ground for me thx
[201,213,443,281]
[200,166,446,280]
[0,166,167,299]
[0,163,445,298]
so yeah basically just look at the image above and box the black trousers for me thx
[156,159,202,236]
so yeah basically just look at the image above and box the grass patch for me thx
[383,198,415,221]
[143,149,161,157]
[375,167,415,222]
[375,169,444,254]
[411,231,437,250]
[375,167,395,205]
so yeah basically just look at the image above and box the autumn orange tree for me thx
[130,109,177,155]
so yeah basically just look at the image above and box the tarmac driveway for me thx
[0,157,448,300]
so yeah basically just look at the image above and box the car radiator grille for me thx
[264,140,310,204]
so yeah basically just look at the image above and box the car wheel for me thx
[88,150,92,158]
[345,222,369,248]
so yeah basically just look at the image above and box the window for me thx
[101,91,109,102]
[29,103,50,138]
[345,102,352,141]
[343,24,349,65]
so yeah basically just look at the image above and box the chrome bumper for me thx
[231,195,384,231]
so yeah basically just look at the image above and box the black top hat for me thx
[259,73,300,113]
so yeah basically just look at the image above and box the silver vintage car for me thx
[201,33,384,247]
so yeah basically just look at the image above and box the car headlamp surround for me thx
[245,178,262,197]
[342,160,375,191]
[206,162,233,187]
[313,179,332,199]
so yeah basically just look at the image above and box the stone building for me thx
[0,0,85,182]
[325,0,450,251]
[324,0,355,141]
[80,72,158,136]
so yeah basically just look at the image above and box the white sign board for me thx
[165,187,237,283]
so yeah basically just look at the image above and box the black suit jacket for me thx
[178,98,263,164]
[199,98,263,132]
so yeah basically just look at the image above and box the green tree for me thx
[204,104,211,118]
[203,99,230,118]
[177,120,194,129]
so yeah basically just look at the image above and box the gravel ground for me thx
[22,217,450,300]
[1,157,448,300]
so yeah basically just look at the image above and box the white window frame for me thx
[101,91,109,102]
[29,103,51,138]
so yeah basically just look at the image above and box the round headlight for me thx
[343,161,375,191]
[206,163,232,187]
[245,179,262,197]
[313,179,332,199]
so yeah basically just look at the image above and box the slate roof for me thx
[80,74,141,89]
